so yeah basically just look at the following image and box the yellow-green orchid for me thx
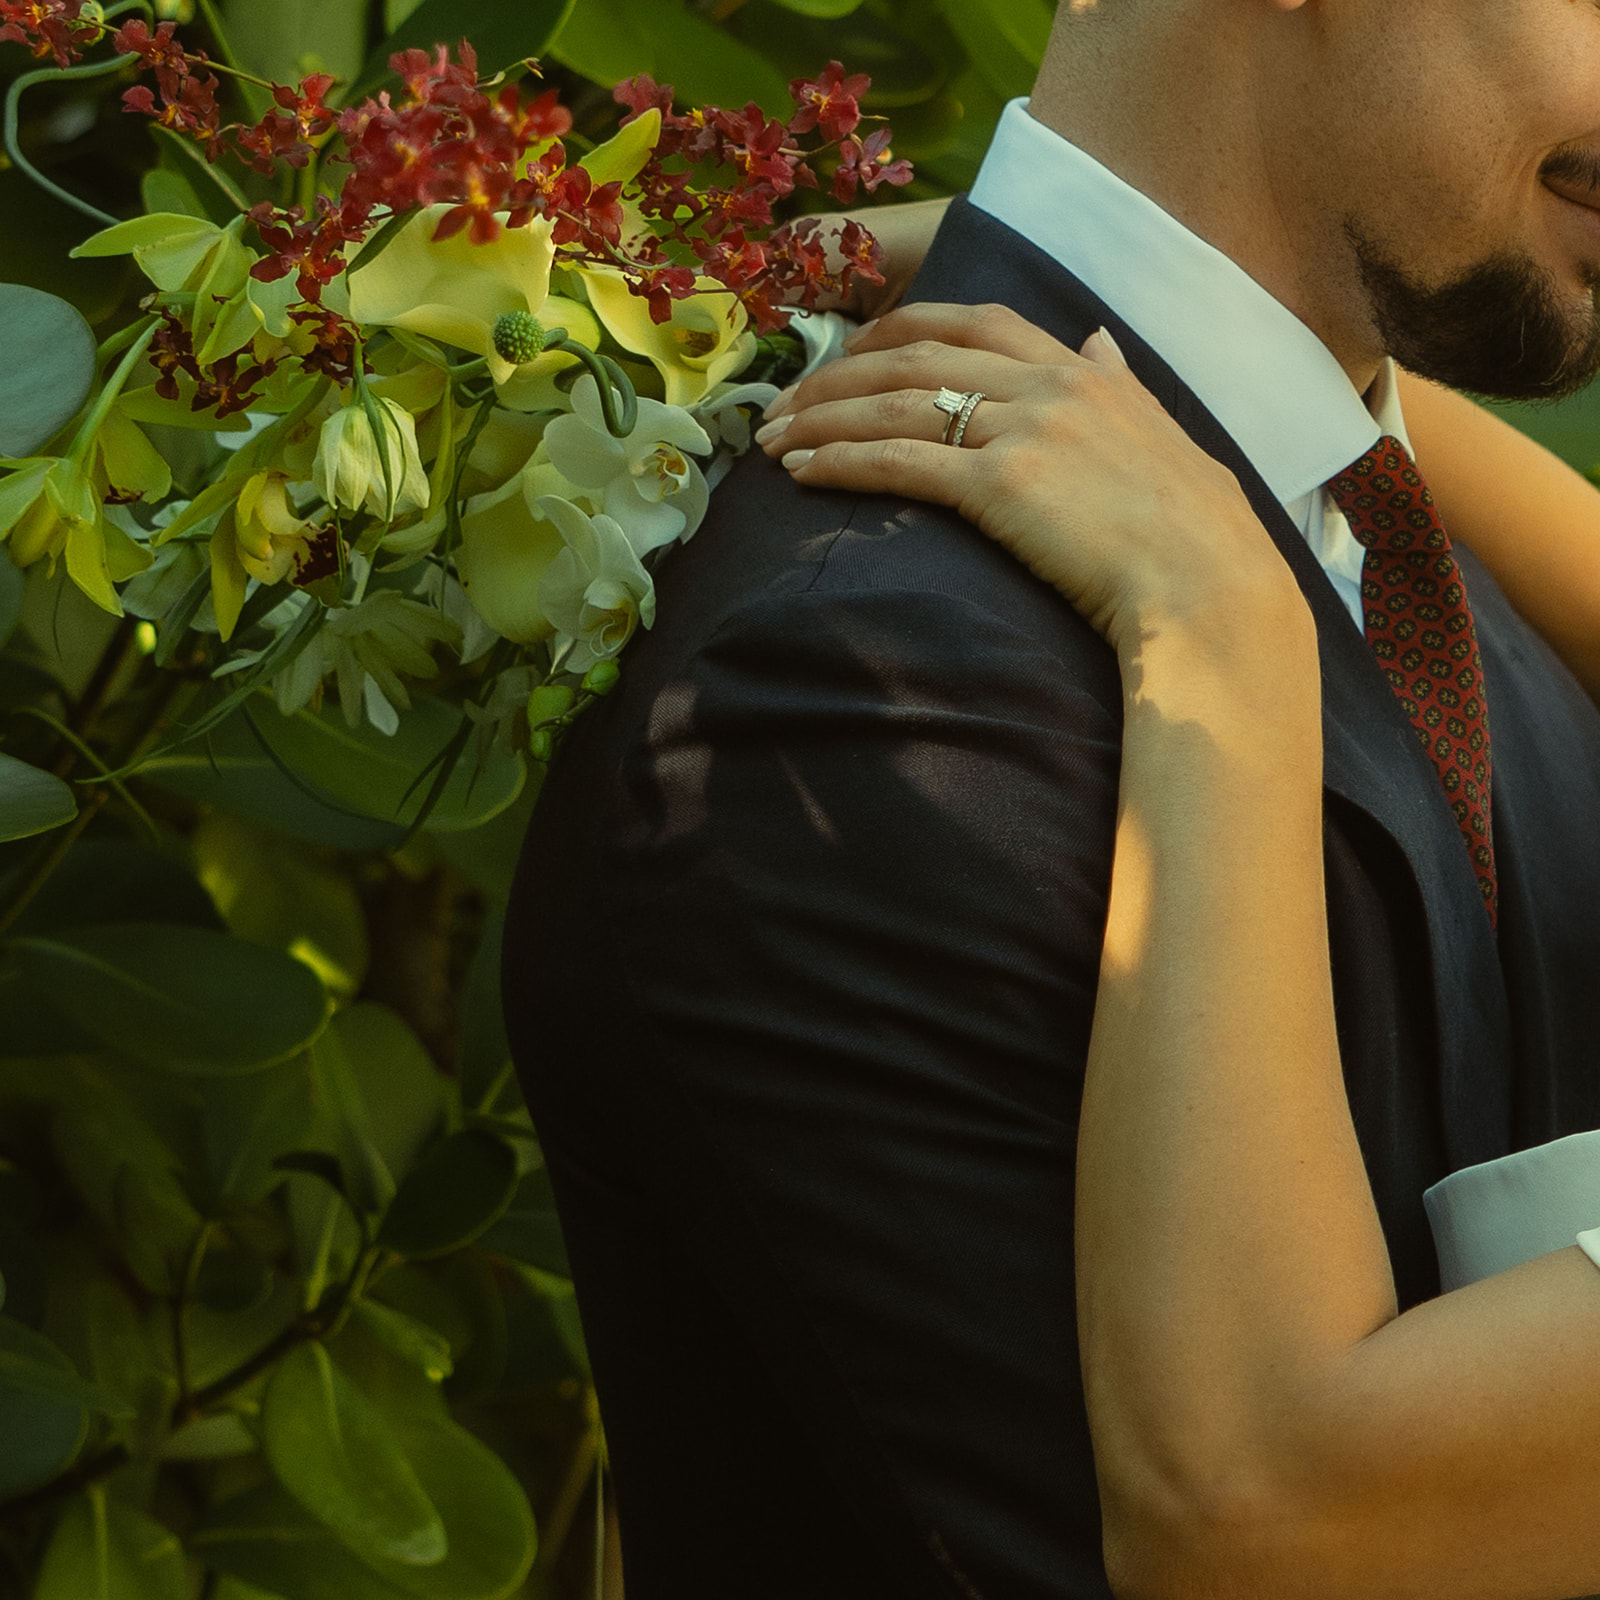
[580,268,757,407]
[453,455,588,644]
[0,455,150,614]
[312,396,429,522]
[347,207,599,386]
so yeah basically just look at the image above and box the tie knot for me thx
[1328,435,1445,553]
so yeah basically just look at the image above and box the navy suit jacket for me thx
[502,199,1600,1598]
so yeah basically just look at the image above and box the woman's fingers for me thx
[756,390,1005,455]
[845,301,1080,367]
[780,435,975,509]
[766,341,1024,421]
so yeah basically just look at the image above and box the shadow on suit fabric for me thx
[501,199,1600,1599]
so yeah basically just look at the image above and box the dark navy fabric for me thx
[501,198,1600,1599]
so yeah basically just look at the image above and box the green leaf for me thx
[0,750,76,842]
[769,0,866,16]
[349,1299,453,1383]
[219,0,369,104]
[935,0,1051,101]
[9,922,328,1075]
[193,814,370,999]
[379,1131,519,1260]
[552,0,791,115]
[353,0,576,98]
[0,284,96,458]
[331,1004,447,1189]
[0,556,24,649]
[140,168,208,222]
[8,839,224,938]
[202,1056,317,1203]
[261,1341,448,1568]
[34,1490,187,1600]
[0,1313,134,1416]
[195,1414,536,1600]
[0,1316,88,1499]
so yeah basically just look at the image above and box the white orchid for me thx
[542,376,711,556]
[535,496,656,675]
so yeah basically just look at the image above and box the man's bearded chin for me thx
[1347,221,1600,402]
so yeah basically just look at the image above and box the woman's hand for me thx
[755,302,1302,665]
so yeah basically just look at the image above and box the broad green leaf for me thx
[350,1299,454,1382]
[248,696,528,833]
[193,814,370,998]
[197,1412,535,1600]
[0,1317,87,1499]
[139,711,408,852]
[477,1170,570,1277]
[726,3,945,107]
[770,0,867,16]
[332,1004,446,1189]
[219,0,368,105]
[10,922,328,1075]
[0,284,95,458]
[580,108,662,187]
[379,1131,519,1260]
[0,1313,133,1415]
[10,839,225,937]
[0,751,76,842]
[936,0,1050,101]
[140,168,208,222]
[457,908,513,1112]
[195,1249,275,1314]
[553,0,791,115]
[202,1054,317,1202]
[261,1341,448,1568]
[34,1490,187,1600]
[0,554,24,648]
[353,0,575,97]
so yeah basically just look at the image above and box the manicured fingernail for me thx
[764,383,798,420]
[754,414,793,446]
[782,448,816,472]
[1093,326,1127,364]
[844,317,878,348]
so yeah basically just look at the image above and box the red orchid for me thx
[789,61,870,144]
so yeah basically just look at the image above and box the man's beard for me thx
[1348,222,1600,403]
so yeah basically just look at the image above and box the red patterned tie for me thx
[1328,437,1497,927]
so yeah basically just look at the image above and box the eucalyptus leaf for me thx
[34,1490,187,1600]
[0,283,96,458]
[0,557,23,649]
[0,751,76,843]
[10,922,328,1075]
[261,1341,447,1568]
[770,0,865,13]
[379,1131,519,1260]
[202,1056,317,1203]
[0,1317,88,1500]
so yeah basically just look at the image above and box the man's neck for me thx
[1026,10,1384,396]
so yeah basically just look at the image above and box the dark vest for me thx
[501,199,1600,1600]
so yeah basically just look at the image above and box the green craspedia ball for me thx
[493,310,546,365]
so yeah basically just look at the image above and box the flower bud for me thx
[527,683,576,729]
[493,311,547,366]
[529,728,555,763]
[582,659,622,696]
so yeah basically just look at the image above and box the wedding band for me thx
[933,387,985,448]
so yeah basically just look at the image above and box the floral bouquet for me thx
[0,2,911,840]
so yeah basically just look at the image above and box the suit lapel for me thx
[909,198,1512,1165]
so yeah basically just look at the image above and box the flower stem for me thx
[3,55,133,228]
[65,319,160,467]
[544,334,639,437]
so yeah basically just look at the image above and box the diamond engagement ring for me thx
[933,387,985,448]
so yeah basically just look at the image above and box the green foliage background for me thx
[0,1,1055,1597]
[2,1,1597,1598]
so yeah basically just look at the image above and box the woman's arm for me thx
[761,305,1600,1600]
[1401,369,1600,701]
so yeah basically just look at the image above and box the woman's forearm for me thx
[1082,606,1600,1600]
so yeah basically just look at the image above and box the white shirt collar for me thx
[968,99,1390,504]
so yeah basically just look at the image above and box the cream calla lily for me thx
[348,207,597,386]
[580,268,757,407]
